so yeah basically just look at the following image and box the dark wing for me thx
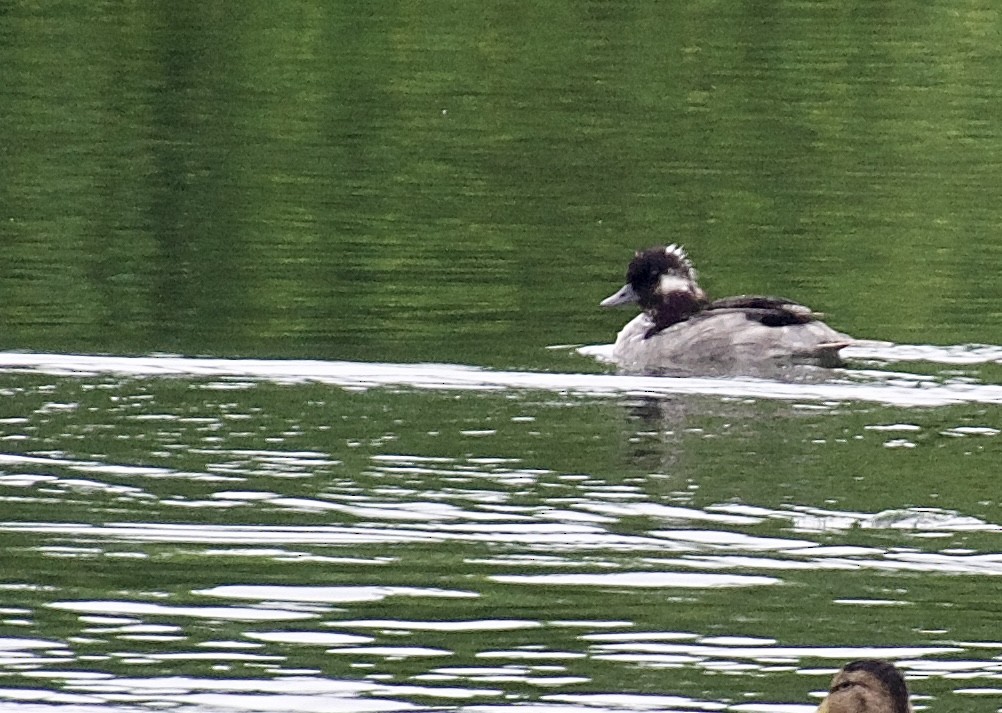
[706,295,818,327]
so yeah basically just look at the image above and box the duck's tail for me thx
[799,340,853,368]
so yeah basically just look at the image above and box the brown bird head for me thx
[816,660,911,713]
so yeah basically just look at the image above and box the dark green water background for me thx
[6,1,1002,363]
[3,2,1002,712]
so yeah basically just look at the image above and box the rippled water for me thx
[6,0,1002,710]
[8,343,1002,406]
[2,351,1002,712]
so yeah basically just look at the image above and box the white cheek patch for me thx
[657,274,694,295]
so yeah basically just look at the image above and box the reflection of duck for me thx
[817,660,912,713]
[600,245,854,375]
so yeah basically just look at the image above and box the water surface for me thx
[3,1,1002,712]
[2,353,1002,712]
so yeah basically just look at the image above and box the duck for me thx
[816,659,912,713]
[600,245,855,375]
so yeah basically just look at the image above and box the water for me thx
[1,353,1002,712]
[4,1,1002,711]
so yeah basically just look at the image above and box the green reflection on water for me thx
[3,1,1002,710]
[0,375,998,710]
[3,1,1002,365]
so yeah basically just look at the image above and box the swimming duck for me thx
[816,659,912,713]
[600,245,854,375]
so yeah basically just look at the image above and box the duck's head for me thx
[817,660,911,713]
[601,244,704,310]
[601,245,707,331]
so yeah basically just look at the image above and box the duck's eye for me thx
[831,680,857,694]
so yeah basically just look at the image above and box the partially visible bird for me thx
[816,659,912,713]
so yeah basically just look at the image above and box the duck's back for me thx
[612,310,852,375]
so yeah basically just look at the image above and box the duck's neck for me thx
[644,291,707,338]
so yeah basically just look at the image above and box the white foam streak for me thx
[3,351,1002,406]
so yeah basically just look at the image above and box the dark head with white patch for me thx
[601,245,707,333]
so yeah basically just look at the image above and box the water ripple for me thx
[4,351,1002,406]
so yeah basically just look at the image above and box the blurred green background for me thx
[4,1,1002,366]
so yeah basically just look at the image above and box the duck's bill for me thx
[600,284,639,307]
